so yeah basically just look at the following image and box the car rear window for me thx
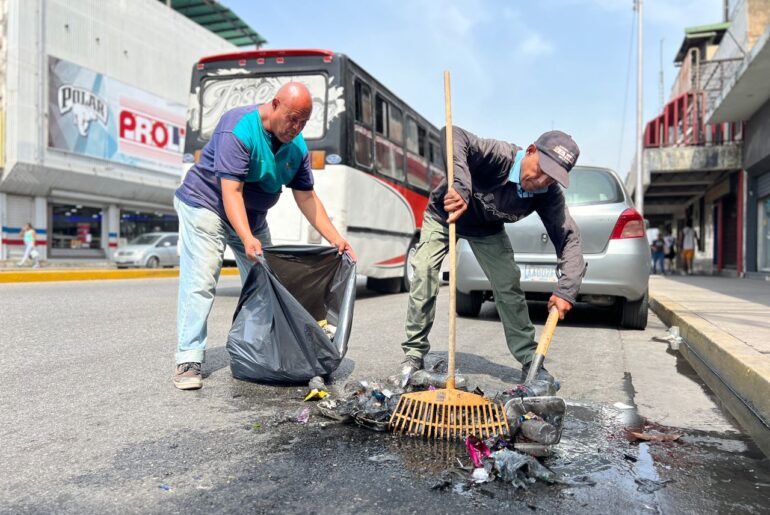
[562,168,623,206]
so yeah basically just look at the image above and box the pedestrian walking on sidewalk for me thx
[680,222,699,275]
[400,126,585,385]
[16,223,40,268]
[663,228,677,274]
[650,231,665,275]
[172,82,357,390]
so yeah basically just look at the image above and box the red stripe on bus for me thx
[371,176,429,229]
[375,254,406,266]
[199,49,333,64]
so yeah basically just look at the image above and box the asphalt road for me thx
[2,276,769,514]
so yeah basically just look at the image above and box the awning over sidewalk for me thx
[160,0,267,48]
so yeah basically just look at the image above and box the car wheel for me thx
[456,289,483,317]
[146,256,160,269]
[620,290,648,329]
[366,276,402,294]
[401,237,418,292]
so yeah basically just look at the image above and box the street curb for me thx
[0,268,240,283]
[649,291,770,457]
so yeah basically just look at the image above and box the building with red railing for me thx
[626,0,770,278]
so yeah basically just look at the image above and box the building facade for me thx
[0,0,237,260]
[627,0,770,278]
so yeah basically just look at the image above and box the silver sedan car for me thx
[113,232,180,269]
[455,166,650,329]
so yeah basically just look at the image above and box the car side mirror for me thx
[163,241,171,247]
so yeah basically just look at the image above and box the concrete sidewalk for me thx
[649,274,770,457]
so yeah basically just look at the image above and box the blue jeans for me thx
[651,251,665,274]
[174,197,272,364]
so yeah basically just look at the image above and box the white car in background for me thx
[113,232,180,269]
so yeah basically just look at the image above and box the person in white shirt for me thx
[680,224,699,275]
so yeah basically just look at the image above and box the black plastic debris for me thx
[492,449,558,488]
[227,246,356,384]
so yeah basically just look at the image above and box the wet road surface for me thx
[2,276,769,513]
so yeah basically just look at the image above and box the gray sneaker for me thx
[174,362,202,390]
[399,355,424,388]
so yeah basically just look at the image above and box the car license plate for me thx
[522,264,557,283]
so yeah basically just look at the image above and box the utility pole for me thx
[635,0,644,215]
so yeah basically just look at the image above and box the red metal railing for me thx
[643,91,743,148]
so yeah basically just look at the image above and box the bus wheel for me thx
[401,237,418,292]
[366,276,401,294]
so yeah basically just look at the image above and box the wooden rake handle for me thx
[524,307,560,385]
[445,70,457,390]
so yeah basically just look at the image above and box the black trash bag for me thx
[227,245,356,384]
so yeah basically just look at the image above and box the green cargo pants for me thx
[403,215,537,365]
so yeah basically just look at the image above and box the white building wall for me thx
[1,0,238,260]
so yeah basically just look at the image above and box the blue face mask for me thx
[509,149,548,197]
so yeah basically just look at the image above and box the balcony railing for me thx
[644,90,744,148]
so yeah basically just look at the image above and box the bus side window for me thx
[374,95,405,182]
[388,105,405,182]
[429,139,444,190]
[354,79,373,168]
[405,117,429,191]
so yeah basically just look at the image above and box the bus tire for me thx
[366,276,402,294]
[401,237,418,293]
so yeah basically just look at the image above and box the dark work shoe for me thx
[521,363,556,385]
[174,362,202,390]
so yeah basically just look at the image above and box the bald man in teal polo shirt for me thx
[173,82,356,390]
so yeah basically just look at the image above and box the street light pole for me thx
[636,0,644,215]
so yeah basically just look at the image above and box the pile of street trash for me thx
[304,360,591,490]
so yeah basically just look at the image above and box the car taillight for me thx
[610,208,645,239]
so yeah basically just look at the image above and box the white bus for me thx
[183,49,445,292]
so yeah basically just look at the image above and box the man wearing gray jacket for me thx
[401,126,585,383]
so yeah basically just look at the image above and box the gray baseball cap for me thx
[535,131,580,188]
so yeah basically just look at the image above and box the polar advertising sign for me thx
[48,56,186,174]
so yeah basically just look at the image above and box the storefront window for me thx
[119,210,178,245]
[759,196,770,272]
[51,204,103,257]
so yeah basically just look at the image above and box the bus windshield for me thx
[197,74,335,140]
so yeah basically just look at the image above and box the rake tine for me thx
[390,398,401,433]
[441,404,448,440]
[413,400,425,436]
[425,404,436,438]
[412,399,425,436]
[394,397,407,433]
[431,403,439,439]
[406,399,419,435]
[398,398,412,433]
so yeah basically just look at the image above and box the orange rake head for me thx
[389,388,509,440]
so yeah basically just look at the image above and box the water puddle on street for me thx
[224,376,770,512]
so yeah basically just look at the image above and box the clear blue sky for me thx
[222,0,725,178]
